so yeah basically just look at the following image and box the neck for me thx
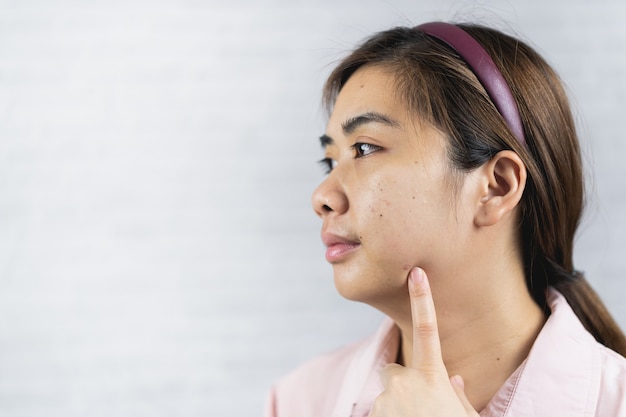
[382,264,546,411]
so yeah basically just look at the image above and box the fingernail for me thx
[451,375,464,389]
[410,267,424,285]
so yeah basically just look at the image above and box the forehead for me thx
[327,66,409,132]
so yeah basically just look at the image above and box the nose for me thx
[311,174,349,218]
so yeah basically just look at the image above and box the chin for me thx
[332,268,404,304]
[334,280,368,302]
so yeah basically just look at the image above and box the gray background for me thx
[0,1,624,416]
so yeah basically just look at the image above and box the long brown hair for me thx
[323,24,626,355]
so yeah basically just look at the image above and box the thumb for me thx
[450,375,479,416]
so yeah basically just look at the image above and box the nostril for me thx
[322,204,332,212]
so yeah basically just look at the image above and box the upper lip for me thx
[321,231,360,247]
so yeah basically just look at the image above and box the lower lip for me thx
[325,243,360,263]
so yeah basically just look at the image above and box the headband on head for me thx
[415,22,526,145]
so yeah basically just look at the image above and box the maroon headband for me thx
[415,22,526,145]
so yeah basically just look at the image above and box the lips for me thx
[321,231,361,263]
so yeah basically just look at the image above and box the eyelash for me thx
[318,157,336,175]
[318,143,382,174]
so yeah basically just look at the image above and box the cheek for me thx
[360,173,412,212]
[363,188,421,251]
[360,185,398,227]
[361,179,444,264]
[366,182,420,229]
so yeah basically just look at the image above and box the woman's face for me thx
[312,66,474,306]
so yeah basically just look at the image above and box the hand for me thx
[370,267,480,417]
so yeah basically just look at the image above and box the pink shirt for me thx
[264,290,626,416]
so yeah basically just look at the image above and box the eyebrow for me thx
[319,134,333,148]
[319,111,401,149]
[341,111,401,135]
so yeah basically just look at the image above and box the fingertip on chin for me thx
[450,374,464,389]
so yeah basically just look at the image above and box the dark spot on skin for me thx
[380,189,383,192]
[379,214,383,218]
[412,196,415,199]
[402,264,411,271]
[496,357,501,361]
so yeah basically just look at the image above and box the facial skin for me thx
[312,66,477,313]
[312,65,546,411]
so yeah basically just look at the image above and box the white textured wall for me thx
[0,1,624,416]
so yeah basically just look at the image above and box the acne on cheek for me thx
[369,183,392,220]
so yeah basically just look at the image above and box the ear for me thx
[474,150,526,227]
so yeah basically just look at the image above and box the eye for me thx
[352,142,382,158]
[318,157,337,174]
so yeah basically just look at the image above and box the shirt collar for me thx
[482,288,601,416]
[332,289,601,417]
[330,317,398,417]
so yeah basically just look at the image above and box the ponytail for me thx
[549,268,626,355]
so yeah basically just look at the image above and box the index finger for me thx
[408,267,444,371]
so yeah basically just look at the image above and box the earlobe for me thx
[475,151,526,227]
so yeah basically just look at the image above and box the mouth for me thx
[321,232,361,263]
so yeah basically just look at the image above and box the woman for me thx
[265,22,626,416]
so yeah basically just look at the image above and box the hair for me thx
[323,24,626,356]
